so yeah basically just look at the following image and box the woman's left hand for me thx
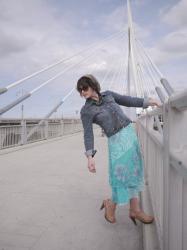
[148,98,162,107]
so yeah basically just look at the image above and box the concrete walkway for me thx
[0,130,143,250]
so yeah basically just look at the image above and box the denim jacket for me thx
[80,90,150,157]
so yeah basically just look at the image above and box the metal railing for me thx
[0,119,83,150]
[136,89,187,250]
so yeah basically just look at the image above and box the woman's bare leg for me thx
[129,196,154,223]
[101,199,117,223]
[129,197,141,212]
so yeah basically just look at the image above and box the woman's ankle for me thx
[109,199,117,209]
[129,208,141,213]
[129,197,141,212]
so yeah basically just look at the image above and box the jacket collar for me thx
[85,91,106,106]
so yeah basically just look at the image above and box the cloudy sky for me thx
[0,0,186,118]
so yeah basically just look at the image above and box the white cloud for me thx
[0,0,148,83]
[1,0,186,118]
[159,29,187,55]
[0,0,130,83]
[145,28,187,66]
[98,5,127,32]
[161,0,187,27]
[134,23,150,40]
[97,3,150,41]
[133,0,147,7]
[0,29,34,57]
[0,0,131,118]
[0,0,77,78]
[144,0,187,80]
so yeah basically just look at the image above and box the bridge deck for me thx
[0,130,143,250]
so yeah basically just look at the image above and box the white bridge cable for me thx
[118,63,126,93]
[100,66,114,89]
[68,34,127,95]
[25,36,127,139]
[114,56,127,93]
[130,40,142,97]
[136,53,148,97]
[124,50,130,94]
[86,35,127,91]
[137,53,154,96]
[134,45,163,131]
[140,48,164,89]
[41,47,114,115]
[25,54,108,140]
[30,31,126,94]
[100,57,121,91]
[139,59,165,101]
[118,43,128,91]
[133,41,152,96]
[39,40,126,121]
[0,30,127,95]
[131,40,145,97]
[99,43,127,91]
[108,56,125,90]
[135,39,175,97]
[20,37,125,142]
[109,43,127,91]
[123,52,129,94]
[101,49,126,90]
[112,58,126,91]
[135,38,164,79]
[111,43,128,90]
[133,42,162,100]
[135,40,162,89]
[136,65,146,97]
[0,32,126,116]
[138,63,152,96]
[121,50,129,95]
[25,87,76,141]
[133,42,145,97]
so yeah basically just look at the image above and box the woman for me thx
[77,74,160,225]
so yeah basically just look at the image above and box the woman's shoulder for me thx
[101,90,112,96]
[80,103,93,116]
[101,90,118,99]
[101,90,117,101]
[80,105,87,114]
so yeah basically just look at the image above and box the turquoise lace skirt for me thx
[108,123,145,205]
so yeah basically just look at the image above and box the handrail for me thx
[169,89,187,110]
[137,87,187,250]
[138,118,187,176]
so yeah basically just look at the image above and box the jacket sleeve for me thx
[106,90,150,108]
[81,109,95,157]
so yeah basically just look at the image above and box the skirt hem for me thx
[111,183,145,205]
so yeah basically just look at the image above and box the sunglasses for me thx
[78,85,89,93]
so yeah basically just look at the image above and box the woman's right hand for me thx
[87,156,96,173]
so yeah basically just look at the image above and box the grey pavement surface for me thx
[0,130,143,250]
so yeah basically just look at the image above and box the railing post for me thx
[44,120,49,139]
[166,97,184,250]
[71,119,74,133]
[0,127,3,149]
[145,112,149,185]
[137,90,187,250]
[162,102,170,250]
[21,120,27,145]
[60,119,64,136]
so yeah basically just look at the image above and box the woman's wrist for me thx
[148,97,161,107]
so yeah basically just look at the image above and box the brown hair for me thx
[76,74,101,94]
